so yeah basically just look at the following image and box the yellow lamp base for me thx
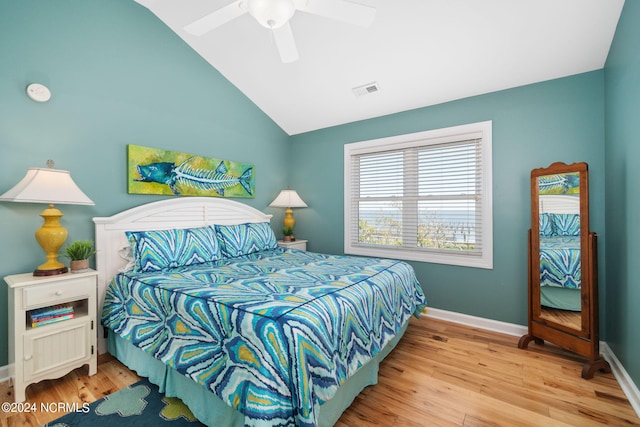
[33,204,68,277]
[283,208,296,230]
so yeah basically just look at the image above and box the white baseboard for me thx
[0,364,10,384]
[425,307,640,418]
[601,342,640,416]
[425,307,528,337]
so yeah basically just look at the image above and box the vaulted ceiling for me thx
[135,0,624,135]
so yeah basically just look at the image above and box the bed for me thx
[93,197,427,427]
[538,195,581,311]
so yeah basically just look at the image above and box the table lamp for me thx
[0,164,95,276]
[269,188,307,232]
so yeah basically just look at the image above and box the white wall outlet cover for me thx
[26,83,52,102]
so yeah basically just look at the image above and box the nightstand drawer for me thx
[23,276,94,309]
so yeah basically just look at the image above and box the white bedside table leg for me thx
[13,383,26,403]
[89,358,97,376]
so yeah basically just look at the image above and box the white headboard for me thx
[539,194,580,214]
[92,197,272,353]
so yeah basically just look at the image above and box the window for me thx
[344,121,492,269]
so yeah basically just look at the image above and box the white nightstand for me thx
[5,269,98,402]
[277,239,308,251]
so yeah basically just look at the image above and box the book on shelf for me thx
[30,311,74,322]
[29,304,75,327]
[31,313,74,328]
[30,304,74,319]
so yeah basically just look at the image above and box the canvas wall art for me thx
[127,145,255,198]
[538,172,579,195]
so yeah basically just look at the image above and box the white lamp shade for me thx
[0,168,94,205]
[269,189,307,208]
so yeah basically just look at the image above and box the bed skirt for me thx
[540,286,581,311]
[107,320,410,427]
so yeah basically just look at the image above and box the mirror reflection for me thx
[537,172,582,331]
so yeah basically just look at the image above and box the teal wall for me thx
[604,1,640,388]
[0,0,290,366]
[290,71,606,328]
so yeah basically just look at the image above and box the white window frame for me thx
[344,121,493,269]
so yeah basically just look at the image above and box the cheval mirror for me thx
[518,162,611,379]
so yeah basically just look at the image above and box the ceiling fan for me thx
[184,0,376,63]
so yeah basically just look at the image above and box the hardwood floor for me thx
[1,316,638,426]
[540,307,582,331]
[0,353,141,426]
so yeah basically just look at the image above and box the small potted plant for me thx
[62,240,96,273]
[283,226,295,242]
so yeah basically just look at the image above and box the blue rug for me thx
[47,378,205,426]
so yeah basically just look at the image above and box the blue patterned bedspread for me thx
[102,248,426,426]
[540,236,581,289]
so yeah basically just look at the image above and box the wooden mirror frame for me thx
[518,162,611,379]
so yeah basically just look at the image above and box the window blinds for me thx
[349,138,483,257]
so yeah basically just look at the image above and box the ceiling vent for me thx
[352,82,380,97]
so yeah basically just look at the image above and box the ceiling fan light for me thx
[247,0,295,29]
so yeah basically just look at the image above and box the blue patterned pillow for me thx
[539,213,555,237]
[551,213,580,236]
[126,226,221,273]
[215,222,278,258]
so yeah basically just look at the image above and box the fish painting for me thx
[135,157,253,196]
[538,173,579,195]
[127,145,255,198]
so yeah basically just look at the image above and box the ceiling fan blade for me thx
[184,0,247,36]
[300,0,376,27]
[273,22,299,63]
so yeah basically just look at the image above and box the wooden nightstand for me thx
[277,239,308,251]
[5,269,98,402]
